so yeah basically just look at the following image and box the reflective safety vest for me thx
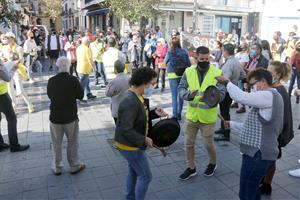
[0,79,8,95]
[167,72,181,79]
[185,65,222,124]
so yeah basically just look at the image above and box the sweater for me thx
[47,73,84,124]
[240,89,283,161]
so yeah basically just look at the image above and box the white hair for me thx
[81,36,89,45]
[56,57,71,73]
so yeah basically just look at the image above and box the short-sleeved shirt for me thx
[76,44,93,74]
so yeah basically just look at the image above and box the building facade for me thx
[258,0,300,40]
[157,0,252,40]
[62,0,118,33]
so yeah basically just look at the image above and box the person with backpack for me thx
[164,37,191,120]
[259,61,294,195]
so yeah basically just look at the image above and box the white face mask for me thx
[2,39,8,45]
[250,84,258,93]
[144,84,154,96]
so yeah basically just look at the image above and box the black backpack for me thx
[172,51,188,76]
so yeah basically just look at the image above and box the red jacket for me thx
[290,51,300,70]
[155,44,167,67]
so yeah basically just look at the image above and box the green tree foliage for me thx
[102,0,164,25]
[40,0,61,21]
[0,0,24,27]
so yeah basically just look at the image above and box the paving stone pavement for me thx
[0,69,299,200]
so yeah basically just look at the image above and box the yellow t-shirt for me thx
[76,44,93,74]
[116,95,149,151]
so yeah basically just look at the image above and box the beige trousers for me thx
[184,120,217,169]
[50,120,81,172]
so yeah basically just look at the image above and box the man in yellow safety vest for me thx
[178,46,226,180]
[0,60,30,152]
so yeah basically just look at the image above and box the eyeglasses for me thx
[249,80,259,89]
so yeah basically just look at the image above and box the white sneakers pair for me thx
[288,159,300,178]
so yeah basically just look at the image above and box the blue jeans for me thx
[239,151,275,200]
[94,62,107,83]
[118,149,152,200]
[79,74,91,97]
[238,80,245,108]
[288,68,300,96]
[169,78,183,118]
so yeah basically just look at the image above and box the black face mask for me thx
[296,48,300,52]
[197,61,210,70]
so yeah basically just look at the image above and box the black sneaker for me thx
[179,168,197,180]
[10,144,30,153]
[214,129,224,135]
[87,94,96,100]
[204,164,217,177]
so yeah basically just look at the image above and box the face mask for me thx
[197,61,210,70]
[1,39,8,45]
[144,84,154,96]
[250,84,258,93]
[250,50,257,58]
[296,48,300,51]
[30,37,34,39]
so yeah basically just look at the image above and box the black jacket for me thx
[114,90,159,149]
[247,54,269,69]
[47,72,84,124]
[47,34,61,51]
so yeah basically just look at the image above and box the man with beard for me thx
[178,46,226,180]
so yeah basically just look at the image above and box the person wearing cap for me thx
[23,31,41,83]
[102,37,126,79]
[47,57,85,175]
[214,43,242,142]
[0,60,30,152]
[76,36,96,101]
[154,38,168,91]
[2,32,34,113]
[178,46,225,180]
[105,60,130,124]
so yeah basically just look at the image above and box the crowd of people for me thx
[0,23,300,200]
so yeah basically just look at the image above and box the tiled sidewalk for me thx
[0,73,299,200]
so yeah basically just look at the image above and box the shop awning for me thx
[86,8,110,16]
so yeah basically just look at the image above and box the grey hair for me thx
[56,57,71,73]
[114,60,125,73]
[81,36,90,45]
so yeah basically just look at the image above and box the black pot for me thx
[149,118,180,147]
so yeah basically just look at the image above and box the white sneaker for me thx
[288,168,300,178]
[29,79,35,84]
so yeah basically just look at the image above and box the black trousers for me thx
[219,92,232,137]
[156,68,166,88]
[70,62,78,78]
[0,93,19,147]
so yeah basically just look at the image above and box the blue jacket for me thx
[164,48,191,74]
